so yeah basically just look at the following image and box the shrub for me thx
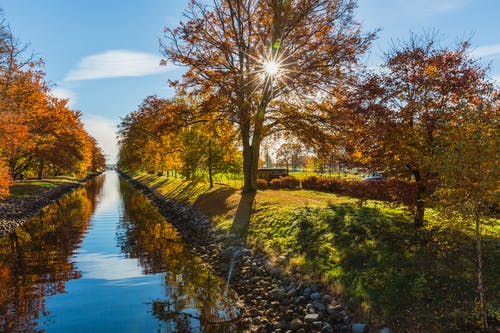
[269,178,281,189]
[257,178,268,190]
[278,176,300,189]
[269,176,300,189]
[302,175,420,208]
[302,176,320,190]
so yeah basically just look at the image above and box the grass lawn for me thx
[131,171,500,332]
[8,176,79,199]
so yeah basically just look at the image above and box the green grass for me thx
[130,171,500,332]
[9,176,78,199]
[248,203,499,331]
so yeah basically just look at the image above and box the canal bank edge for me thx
[0,173,103,237]
[119,171,380,333]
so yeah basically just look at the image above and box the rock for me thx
[310,284,321,292]
[286,287,298,297]
[304,313,320,323]
[290,318,304,331]
[310,292,322,300]
[294,295,306,305]
[321,323,334,333]
[321,294,332,304]
[312,321,323,328]
[326,304,337,315]
[269,288,287,300]
[277,320,289,330]
[277,255,288,263]
[303,287,312,299]
[328,310,342,323]
[312,300,326,312]
[352,323,368,333]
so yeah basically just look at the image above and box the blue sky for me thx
[1,0,499,163]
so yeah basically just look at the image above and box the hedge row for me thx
[257,176,301,190]
[257,175,435,208]
[301,176,428,207]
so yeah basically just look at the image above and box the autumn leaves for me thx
[0,17,105,199]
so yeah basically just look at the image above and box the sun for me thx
[263,60,280,76]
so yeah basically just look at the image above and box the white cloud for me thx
[471,44,500,58]
[76,253,145,281]
[64,49,173,81]
[50,86,77,107]
[82,115,119,164]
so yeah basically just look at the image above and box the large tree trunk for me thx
[242,143,260,193]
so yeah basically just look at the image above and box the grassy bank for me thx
[8,176,79,199]
[130,171,499,332]
[7,173,101,199]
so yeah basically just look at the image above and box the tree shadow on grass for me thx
[194,187,237,217]
[227,191,256,245]
[293,204,499,332]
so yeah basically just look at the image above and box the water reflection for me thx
[0,175,105,333]
[0,172,242,333]
[118,178,242,332]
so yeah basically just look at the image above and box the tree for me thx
[118,95,242,185]
[434,93,499,331]
[161,0,375,193]
[118,96,188,173]
[340,34,493,226]
[89,136,106,172]
[0,11,102,182]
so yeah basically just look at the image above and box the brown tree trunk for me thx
[411,168,425,227]
[242,143,259,193]
[208,139,213,188]
[37,161,45,180]
[475,206,488,332]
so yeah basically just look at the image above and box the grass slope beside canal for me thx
[128,171,499,331]
[8,176,82,199]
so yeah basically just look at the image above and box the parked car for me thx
[363,173,387,181]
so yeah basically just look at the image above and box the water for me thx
[0,171,241,333]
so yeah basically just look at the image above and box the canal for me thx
[0,171,240,332]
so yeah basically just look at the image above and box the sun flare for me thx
[263,60,280,76]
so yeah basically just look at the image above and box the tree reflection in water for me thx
[0,175,105,333]
[118,178,244,332]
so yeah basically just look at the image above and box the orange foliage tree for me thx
[0,13,105,190]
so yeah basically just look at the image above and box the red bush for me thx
[279,176,300,189]
[302,175,421,208]
[267,176,300,189]
[302,176,321,190]
[257,178,268,190]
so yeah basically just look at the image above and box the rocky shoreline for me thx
[0,173,101,237]
[120,171,389,333]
